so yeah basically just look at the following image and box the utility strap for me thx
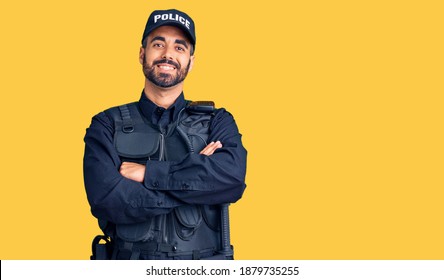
[118,104,134,133]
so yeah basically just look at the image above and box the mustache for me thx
[153,59,180,69]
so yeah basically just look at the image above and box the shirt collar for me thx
[138,90,187,124]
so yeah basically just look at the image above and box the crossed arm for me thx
[84,109,246,224]
[119,141,223,182]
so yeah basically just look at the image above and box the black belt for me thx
[113,239,216,260]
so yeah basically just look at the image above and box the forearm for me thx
[84,159,182,224]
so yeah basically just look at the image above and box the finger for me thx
[199,142,215,155]
[120,161,131,167]
[120,162,128,171]
[120,162,136,173]
[121,162,141,168]
[200,142,218,155]
[200,141,222,155]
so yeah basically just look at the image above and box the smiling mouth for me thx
[157,64,176,71]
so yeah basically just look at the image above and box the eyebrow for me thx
[175,39,189,49]
[150,36,189,49]
[150,36,166,43]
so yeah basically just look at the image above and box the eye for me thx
[153,43,164,48]
[176,46,185,52]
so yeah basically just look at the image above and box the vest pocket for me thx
[173,205,202,241]
[115,130,160,159]
[116,216,162,242]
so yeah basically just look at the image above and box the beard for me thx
[143,58,191,88]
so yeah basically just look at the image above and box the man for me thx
[83,9,247,260]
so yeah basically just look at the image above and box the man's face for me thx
[140,25,194,88]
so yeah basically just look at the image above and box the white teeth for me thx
[159,65,174,70]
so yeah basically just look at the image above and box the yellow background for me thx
[0,0,443,259]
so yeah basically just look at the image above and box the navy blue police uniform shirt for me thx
[83,92,247,224]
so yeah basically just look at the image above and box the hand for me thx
[199,141,222,156]
[119,162,146,182]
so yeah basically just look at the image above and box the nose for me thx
[161,45,174,60]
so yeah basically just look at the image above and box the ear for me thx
[139,47,145,65]
[188,55,195,72]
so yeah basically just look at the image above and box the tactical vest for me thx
[98,101,230,260]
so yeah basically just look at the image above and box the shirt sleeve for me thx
[143,108,248,205]
[83,112,184,224]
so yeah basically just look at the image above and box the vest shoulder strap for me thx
[105,100,215,155]
[106,100,216,129]
[105,102,145,133]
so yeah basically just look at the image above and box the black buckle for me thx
[122,125,134,133]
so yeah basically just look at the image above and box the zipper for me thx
[159,131,165,161]
[157,128,167,244]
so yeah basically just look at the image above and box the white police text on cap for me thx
[153,13,191,29]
